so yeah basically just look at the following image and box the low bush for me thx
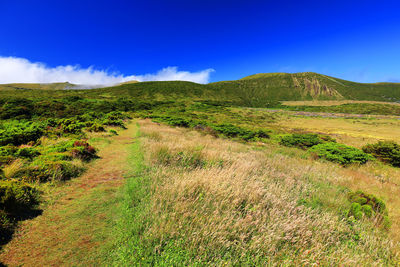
[347,190,390,228]
[13,160,83,182]
[211,123,270,141]
[0,146,40,167]
[0,180,38,213]
[86,123,105,132]
[153,116,191,128]
[0,146,40,159]
[0,98,34,120]
[0,121,44,146]
[56,118,86,134]
[102,111,128,129]
[280,133,334,149]
[362,141,400,167]
[309,142,373,166]
[0,180,39,243]
[71,141,98,161]
[109,129,118,136]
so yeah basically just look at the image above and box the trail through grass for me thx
[0,123,138,266]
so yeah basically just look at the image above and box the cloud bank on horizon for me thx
[0,56,214,85]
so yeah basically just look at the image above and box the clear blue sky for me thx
[1,0,400,83]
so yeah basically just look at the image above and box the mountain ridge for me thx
[1,72,400,105]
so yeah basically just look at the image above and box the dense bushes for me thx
[152,116,191,127]
[0,180,39,242]
[211,123,270,141]
[362,141,400,167]
[347,190,390,228]
[280,133,335,149]
[0,121,44,146]
[0,98,34,120]
[0,180,38,213]
[71,140,98,161]
[12,161,83,182]
[309,142,373,166]
[0,146,40,167]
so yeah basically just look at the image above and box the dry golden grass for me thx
[137,120,399,265]
[275,116,400,148]
[3,158,25,179]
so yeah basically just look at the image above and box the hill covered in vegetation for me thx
[2,72,400,107]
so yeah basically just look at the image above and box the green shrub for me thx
[280,133,333,149]
[102,118,126,129]
[153,116,191,128]
[0,146,40,159]
[0,180,39,243]
[0,98,34,120]
[41,140,97,162]
[0,180,38,213]
[34,152,73,162]
[0,146,40,167]
[109,129,118,136]
[70,140,98,161]
[57,118,86,134]
[309,142,373,166]
[102,111,128,129]
[362,141,400,167]
[0,121,44,146]
[211,124,270,141]
[86,123,105,132]
[13,161,83,182]
[347,191,390,228]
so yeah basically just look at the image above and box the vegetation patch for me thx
[211,123,270,141]
[0,180,39,244]
[309,142,373,166]
[280,133,335,149]
[347,190,390,228]
[362,141,400,167]
[12,160,83,182]
[0,121,44,146]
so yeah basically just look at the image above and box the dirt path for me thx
[0,123,138,266]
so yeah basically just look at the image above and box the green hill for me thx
[1,72,400,107]
[210,72,400,105]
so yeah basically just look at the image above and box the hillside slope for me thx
[210,72,400,104]
[1,72,400,106]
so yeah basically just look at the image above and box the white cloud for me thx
[0,56,214,85]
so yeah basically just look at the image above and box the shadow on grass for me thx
[0,208,43,248]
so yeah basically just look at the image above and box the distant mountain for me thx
[1,73,400,106]
[209,72,400,105]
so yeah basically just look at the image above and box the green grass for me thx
[107,123,151,265]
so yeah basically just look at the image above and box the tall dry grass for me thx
[135,119,399,265]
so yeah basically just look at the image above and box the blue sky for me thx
[1,0,400,84]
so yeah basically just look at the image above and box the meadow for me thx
[1,83,400,265]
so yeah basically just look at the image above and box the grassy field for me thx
[1,117,400,265]
[1,79,400,265]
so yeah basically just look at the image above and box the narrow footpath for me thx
[0,123,139,266]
